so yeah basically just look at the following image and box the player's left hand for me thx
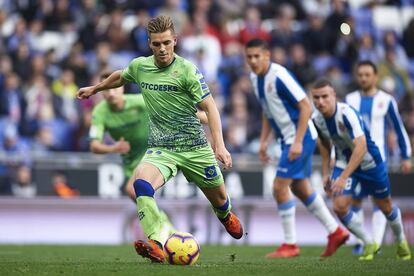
[331,176,347,195]
[401,159,412,174]
[288,141,302,161]
[215,146,232,170]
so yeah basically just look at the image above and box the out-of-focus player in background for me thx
[77,15,243,263]
[345,60,412,254]
[312,78,411,261]
[245,39,348,258]
[88,72,176,241]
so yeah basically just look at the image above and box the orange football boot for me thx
[220,212,244,239]
[134,239,165,263]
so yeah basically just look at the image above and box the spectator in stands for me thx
[180,14,221,81]
[51,69,80,125]
[270,3,300,48]
[378,48,413,101]
[43,0,74,31]
[0,73,26,130]
[358,33,380,63]
[157,0,189,35]
[52,171,79,198]
[0,55,13,91]
[25,75,55,126]
[302,12,329,56]
[378,30,408,68]
[225,90,249,154]
[7,17,30,53]
[11,165,36,198]
[288,42,317,89]
[270,46,288,67]
[129,10,152,57]
[11,42,32,82]
[238,6,270,45]
[44,49,62,82]
[324,0,349,54]
[61,41,89,87]
[325,64,347,100]
[218,41,244,99]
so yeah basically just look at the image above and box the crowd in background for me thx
[1,0,414,196]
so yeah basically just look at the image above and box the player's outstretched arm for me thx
[198,96,232,169]
[77,70,127,99]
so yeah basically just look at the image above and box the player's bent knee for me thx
[133,179,155,198]
[375,198,393,214]
[273,184,290,201]
[333,202,349,217]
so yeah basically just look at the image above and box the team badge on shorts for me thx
[204,166,218,179]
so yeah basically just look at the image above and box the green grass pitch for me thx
[0,245,413,275]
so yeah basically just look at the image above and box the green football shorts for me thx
[140,145,224,188]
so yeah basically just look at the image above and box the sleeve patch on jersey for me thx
[201,92,211,99]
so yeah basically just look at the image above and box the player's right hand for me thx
[114,137,130,154]
[401,159,412,174]
[76,86,96,100]
[215,146,232,170]
[259,144,270,163]
[323,175,332,197]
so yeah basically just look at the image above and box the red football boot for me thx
[320,226,350,257]
[134,239,165,263]
[266,243,300,258]
[220,212,244,239]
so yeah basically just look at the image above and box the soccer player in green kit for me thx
[77,15,243,263]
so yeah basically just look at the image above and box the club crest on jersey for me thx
[378,101,384,109]
[267,82,273,93]
[338,122,346,132]
[204,166,218,179]
[170,70,179,78]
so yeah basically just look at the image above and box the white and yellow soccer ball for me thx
[163,232,200,265]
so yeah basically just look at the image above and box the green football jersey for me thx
[121,55,209,152]
[89,94,149,175]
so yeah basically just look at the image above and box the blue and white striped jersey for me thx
[345,90,411,161]
[250,63,317,145]
[313,102,383,171]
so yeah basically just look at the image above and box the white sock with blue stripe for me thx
[340,210,373,244]
[304,192,338,234]
[372,206,387,245]
[386,207,406,242]
[351,205,364,245]
[278,199,296,244]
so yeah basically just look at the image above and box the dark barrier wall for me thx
[31,161,414,198]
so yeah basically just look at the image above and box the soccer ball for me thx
[163,232,200,265]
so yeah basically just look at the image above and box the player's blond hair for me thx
[147,15,175,35]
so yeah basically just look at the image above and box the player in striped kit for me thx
[311,78,411,261]
[245,39,349,258]
[345,61,412,254]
